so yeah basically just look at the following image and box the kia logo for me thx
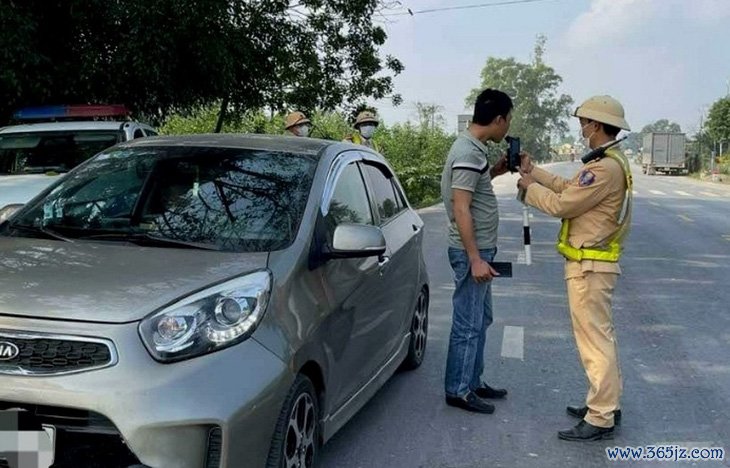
[0,341,20,360]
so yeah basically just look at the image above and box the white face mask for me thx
[359,125,376,139]
[297,124,311,138]
[580,123,597,149]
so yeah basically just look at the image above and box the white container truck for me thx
[642,132,687,175]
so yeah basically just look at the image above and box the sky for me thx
[374,0,730,139]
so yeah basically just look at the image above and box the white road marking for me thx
[501,326,524,360]
[675,190,692,197]
[677,214,693,223]
[649,190,666,195]
[632,190,638,196]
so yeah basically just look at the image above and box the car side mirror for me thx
[0,204,24,224]
[327,223,386,259]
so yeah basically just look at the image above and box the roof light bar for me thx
[13,105,130,120]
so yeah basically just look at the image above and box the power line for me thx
[385,0,563,17]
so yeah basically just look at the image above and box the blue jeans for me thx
[445,247,496,398]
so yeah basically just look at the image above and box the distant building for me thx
[457,114,471,133]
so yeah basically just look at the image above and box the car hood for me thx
[0,238,269,323]
[0,174,61,208]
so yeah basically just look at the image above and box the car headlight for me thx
[139,270,272,362]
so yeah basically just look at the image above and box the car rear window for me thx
[0,130,121,175]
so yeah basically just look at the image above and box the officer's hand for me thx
[491,154,509,178]
[520,152,534,173]
[517,168,536,190]
[471,258,499,283]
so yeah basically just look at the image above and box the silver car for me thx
[0,135,429,468]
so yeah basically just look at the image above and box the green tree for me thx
[0,0,404,125]
[414,102,446,131]
[641,119,682,134]
[466,35,573,161]
[706,97,730,143]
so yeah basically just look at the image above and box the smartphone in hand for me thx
[490,262,513,278]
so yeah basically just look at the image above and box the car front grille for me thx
[206,426,223,468]
[0,330,117,376]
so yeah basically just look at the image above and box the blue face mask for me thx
[359,125,376,139]
[296,125,311,138]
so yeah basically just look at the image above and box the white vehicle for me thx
[641,132,687,175]
[0,105,156,219]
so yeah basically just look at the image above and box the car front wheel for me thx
[267,375,320,468]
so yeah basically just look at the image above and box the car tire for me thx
[400,288,429,371]
[266,375,320,468]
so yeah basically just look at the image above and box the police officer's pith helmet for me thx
[574,96,631,131]
[354,111,379,128]
[285,111,311,130]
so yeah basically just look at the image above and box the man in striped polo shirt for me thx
[441,88,528,414]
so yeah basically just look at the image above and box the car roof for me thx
[0,121,130,133]
[120,133,355,157]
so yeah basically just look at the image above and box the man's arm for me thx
[452,189,498,283]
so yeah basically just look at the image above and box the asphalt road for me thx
[320,162,730,468]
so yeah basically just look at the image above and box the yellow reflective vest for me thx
[556,149,633,262]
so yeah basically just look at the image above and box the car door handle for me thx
[378,255,391,272]
[412,224,422,234]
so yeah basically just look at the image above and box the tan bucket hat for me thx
[574,96,631,131]
[285,111,311,130]
[355,111,379,127]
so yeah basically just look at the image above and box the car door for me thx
[316,159,392,410]
[361,162,422,354]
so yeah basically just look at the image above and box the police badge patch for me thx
[578,170,596,187]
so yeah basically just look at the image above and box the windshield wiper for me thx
[8,223,73,243]
[79,232,222,251]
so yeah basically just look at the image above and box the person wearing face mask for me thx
[517,95,633,441]
[284,111,312,137]
[346,111,381,152]
[440,88,531,414]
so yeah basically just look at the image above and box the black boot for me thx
[558,420,614,441]
[566,405,622,426]
[474,383,508,399]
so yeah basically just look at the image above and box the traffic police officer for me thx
[517,96,633,441]
[284,111,312,137]
[346,111,381,151]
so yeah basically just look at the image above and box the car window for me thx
[363,164,403,224]
[0,131,121,175]
[133,129,145,139]
[392,179,407,211]
[144,129,158,137]
[4,146,319,252]
[326,163,373,228]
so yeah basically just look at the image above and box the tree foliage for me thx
[0,0,403,125]
[641,119,682,134]
[466,35,573,161]
[706,97,730,143]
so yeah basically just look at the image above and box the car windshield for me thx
[0,130,121,175]
[1,145,318,252]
